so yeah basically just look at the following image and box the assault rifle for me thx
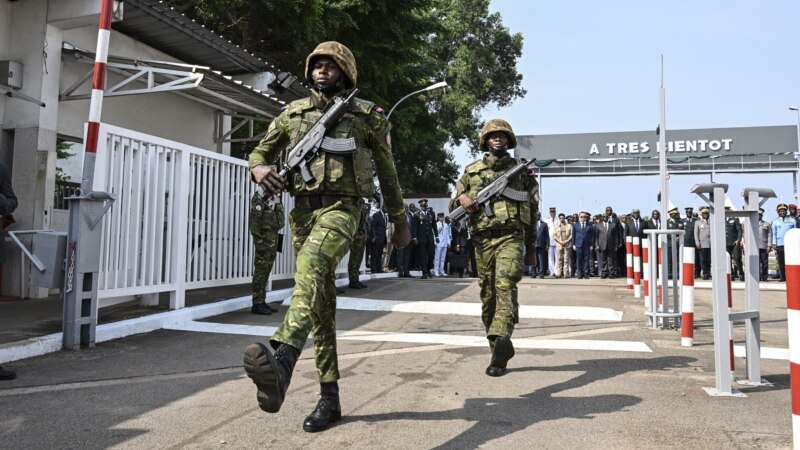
[279,89,359,182]
[449,158,536,230]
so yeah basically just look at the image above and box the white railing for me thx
[91,123,355,308]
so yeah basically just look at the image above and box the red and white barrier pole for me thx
[633,237,642,298]
[681,246,695,347]
[727,255,735,372]
[82,0,114,189]
[626,236,633,289]
[643,238,650,308]
[783,229,800,446]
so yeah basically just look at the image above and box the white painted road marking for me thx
[734,345,789,360]
[334,297,623,322]
[165,321,652,353]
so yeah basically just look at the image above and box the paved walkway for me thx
[0,276,793,449]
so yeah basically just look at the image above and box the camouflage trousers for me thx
[348,226,367,282]
[474,231,524,345]
[249,193,283,305]
[270,200,360,383]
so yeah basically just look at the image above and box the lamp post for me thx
[790,106,800,204]
[386,81,448,119]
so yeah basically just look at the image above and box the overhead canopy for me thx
[110,0,308,101]
[61,47,285,118]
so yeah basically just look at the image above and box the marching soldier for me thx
[243,41,410,432]
[249,190,284,315]
[450,119,538,377]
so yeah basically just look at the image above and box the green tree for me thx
[163,0,524,194]
[55,138,76,182]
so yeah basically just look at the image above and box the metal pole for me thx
[62,0,115,350]
[790,107,800,204]
[659,56,668,230]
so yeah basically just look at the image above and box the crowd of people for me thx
[355,201,800,286]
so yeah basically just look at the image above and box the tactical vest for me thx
[281,97,376,197]
[463,157,534,231]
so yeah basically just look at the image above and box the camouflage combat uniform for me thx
[347,201,370,282]
[450,120,538,346]
[249,192,285,305]
[248,42,406,383]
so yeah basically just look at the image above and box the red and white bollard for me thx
[727,255,735,373]
[626,236,633,290]
[642,238,650,308]
[681,246,695,347]
[782,229,800,445]
[633,237,642,298]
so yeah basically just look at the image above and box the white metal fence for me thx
[91,123,354,308]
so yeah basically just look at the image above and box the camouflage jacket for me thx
[449,154,539,252]
[248,90,407,225]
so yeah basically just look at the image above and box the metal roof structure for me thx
[61,47,285,118]
[111,0,309,100]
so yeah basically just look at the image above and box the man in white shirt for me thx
[434,213,452,276]
[543,207,558,276]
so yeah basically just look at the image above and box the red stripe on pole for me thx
[792,362,800,415]
[86,122,100,153]
[92,62,107,89]
[682,262,694,286]
[729,339,735,371]
[681,314,693,338]
[788,265,800,311]
[99,0,113,30]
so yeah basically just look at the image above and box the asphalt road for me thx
[0,276,793,449]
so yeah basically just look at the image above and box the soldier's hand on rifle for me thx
[458,194,479,214]
[391,221,412,249]
[251,164,286,197]
[524,253,536,267]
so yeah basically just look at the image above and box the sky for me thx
[456,0,800,218]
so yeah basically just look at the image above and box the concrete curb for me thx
[0,272,397,364]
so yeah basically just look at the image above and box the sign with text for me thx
[515,126,797,160]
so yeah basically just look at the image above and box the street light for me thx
[790,106,800,203]
[386,81,448,119]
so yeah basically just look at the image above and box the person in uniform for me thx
[553,213,573,278]
[243,41,410,432]
[413,198,438,279]
[666,206,684,277]
[249,190,285,315]
[724,205,744,281]
[772,203,795,282]
[346,200,370,289]
[757,208,772,282]
[544,207,558,275]
[450,119,538,377]
[0,161,18,381]
[682,207,700,278]
[694,207,712,280]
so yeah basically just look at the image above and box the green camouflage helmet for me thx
[479,119,517,151]
[305,41,357,89]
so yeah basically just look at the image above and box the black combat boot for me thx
[250,303,273,315]
[243,342,300,413]
[486,336,515,377]
[348,280,363,289]
[303,381,342,432]
[0,365,16,381]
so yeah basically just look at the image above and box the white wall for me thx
[58,27,218,150]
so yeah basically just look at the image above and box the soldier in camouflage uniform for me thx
[249,190,285,315]
[450,119,538,377]
[346,200,370,289]
[243,41,410,433]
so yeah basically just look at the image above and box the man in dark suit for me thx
[370,207,387,273]
[0,161,18,381]
[413,199,438,279]
[627,209,645,239]
[534,214,550,278]
[645,209,662,231]
[572,211,594,279]
[595,213,619,278]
